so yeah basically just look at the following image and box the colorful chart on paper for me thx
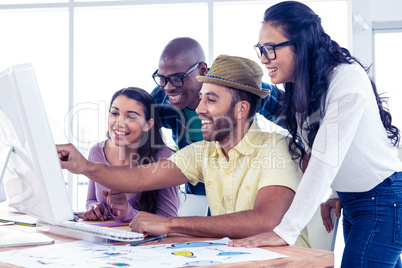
[0,237,287,267]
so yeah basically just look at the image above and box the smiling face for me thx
[108,95,153,148]
[195,83,237,144]
[258,22,296,84]
[158,59,206,110]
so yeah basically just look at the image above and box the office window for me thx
[374,31,402,136]
[0,8,69,144]
[73,4,208,153]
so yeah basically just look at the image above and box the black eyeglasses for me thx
[254,40,294,60]
[152,61,203,88]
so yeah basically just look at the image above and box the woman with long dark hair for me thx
[230,2,402,267]
[82,87,179,222]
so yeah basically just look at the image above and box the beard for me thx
[203,106,238,146]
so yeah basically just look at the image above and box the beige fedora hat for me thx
[196,55,270,98]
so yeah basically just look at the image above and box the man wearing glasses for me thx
[151,37,283,197]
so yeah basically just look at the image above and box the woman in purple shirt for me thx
[82,87,179,222]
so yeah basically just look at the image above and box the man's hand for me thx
[102,190,128,217]
[228,231,288,248]
[81,204,109,221]
[56,143,89,174]
[129,212,172,237]
[320,198,342,233]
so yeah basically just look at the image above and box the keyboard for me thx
[36,220,144,244]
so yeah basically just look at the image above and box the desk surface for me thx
[0,203,333,268]
[0,223,333,268]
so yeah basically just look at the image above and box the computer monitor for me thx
[0,63,74,224]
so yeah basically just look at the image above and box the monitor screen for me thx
[0,63,74,224]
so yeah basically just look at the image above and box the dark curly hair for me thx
[263,1,400,167]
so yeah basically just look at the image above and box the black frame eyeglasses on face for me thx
[254,40,294,60]
[152,61,203,88]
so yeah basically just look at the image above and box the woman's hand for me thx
[228,231,288,248]
[103,190,128,217]
[81,204,109,221]
[320,198,342,233]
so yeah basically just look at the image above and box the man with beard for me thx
[56,55,309,247]
[151,37,281,197]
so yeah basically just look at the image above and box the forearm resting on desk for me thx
[170,211,276,238]
[131,207,280,239]
[131,186,294,239]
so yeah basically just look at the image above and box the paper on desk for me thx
[0,228,54,248]
[0,237,287,267]
[0,214,37,226]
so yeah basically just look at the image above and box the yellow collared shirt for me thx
[169,121,309,247]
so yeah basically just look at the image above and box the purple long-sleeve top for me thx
[86,140,179,222]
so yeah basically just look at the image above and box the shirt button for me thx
[246,186,250,190]
[207,181,212,186]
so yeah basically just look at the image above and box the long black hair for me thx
[108,87,168,213]
[263,1,400,167]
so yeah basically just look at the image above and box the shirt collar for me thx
[210,120,262,157]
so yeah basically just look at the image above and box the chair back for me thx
[177,193,209,217]
[306,208,339,251]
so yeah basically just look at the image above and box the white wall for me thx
[347,0,371,67]
[372,0,402,21]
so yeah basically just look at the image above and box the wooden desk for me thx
[0,222,333,268]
